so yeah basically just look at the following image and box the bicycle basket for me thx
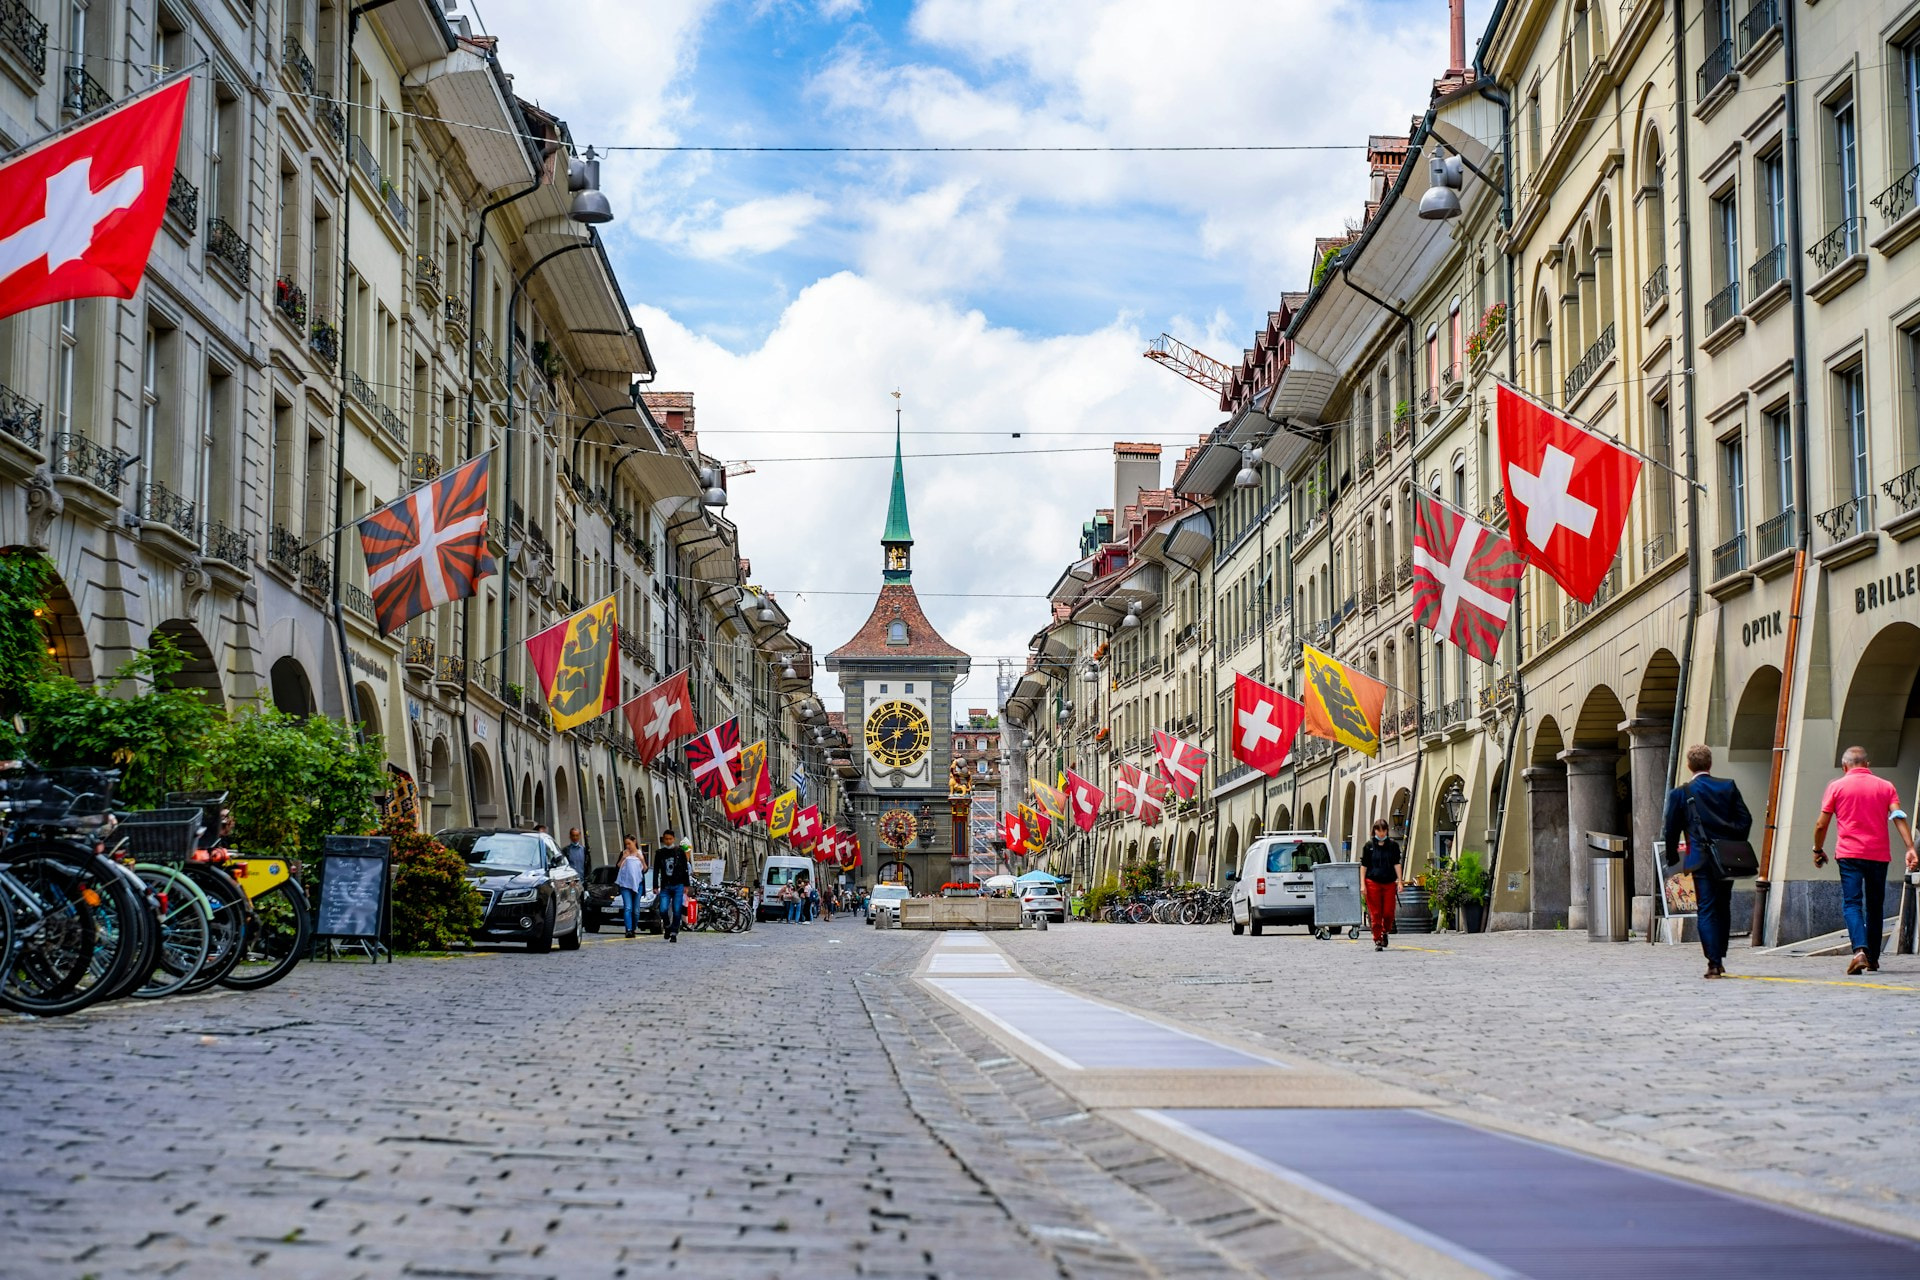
[0,766,120,825]
[115,807,205,864]
[166,790,230,837]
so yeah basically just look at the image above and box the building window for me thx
[1447,299,1463,379]
[1837,365,1869,501]
[1758,150,1786,251]
[140,327,161,490]
[1711,189,1739,289]
[1648,394,1675,548]
[1903,34,1920,172]
[1764,403,1793,518]
[1824,93,1860,254]
[1901,323,1920,464]
[886,621,907,645]
[55,300,77,437]
[1721,432,1746,540]
[1424,326,1439,396]
[904,682,914,693]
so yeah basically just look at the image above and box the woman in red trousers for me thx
[1360,819,1402,950]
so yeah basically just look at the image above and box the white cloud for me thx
[683,192,832,258]
[818,0,865,16]
[857,182,1010,294]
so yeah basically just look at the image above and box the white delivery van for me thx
[1229,833,1335,935]
[759,855,816,921]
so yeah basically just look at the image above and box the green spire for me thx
[882,399,912,582]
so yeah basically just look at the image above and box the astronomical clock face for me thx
[865,699,932,770]
[879,808,918,849]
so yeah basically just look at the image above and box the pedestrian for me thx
[654,828,692,943]
[562,827,588,880]
[1661,744,1753,979]
[1813,746,1918,975]
[615,835,648,938]
[822,882,834,922]
[1359,819,1402,950]
[781,877,800,923]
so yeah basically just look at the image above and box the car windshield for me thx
[766,867,805,886]
[1264,841,1332,874]
[465,834,548,871]
[872,885,910,900]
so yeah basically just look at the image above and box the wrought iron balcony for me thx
[1393,405,1413,445]
[1698,37,1734,99]
[349,134,382,190]
[1754,509,1795,560]
[309,313,339,366]
[1441,696,1472,729]
[1,0,49,73]
[1873,163,1920,227]
[1642,531,1673,571]
[1642,262,1668,314]
[1814,493,1874,544]
[1374,431,1392,464]
[63,64,110,118]
[1478,491,1508,531]
[1360,582,1378,611]
[1441,362,1464,397]
[203,518,250,567]
[1396,553,1413,587]
[436,654,467,686]
[206,216,250,283]
[140,481,197,537]
[1564,566,1622,628]
[347,370,406,445]
[273,274,307,327]
[409,451,441,483]
[1705,280,1740,332]
[1376,570,1396,603]
[51,432,129,493]
[342,582,375,619]
[1737,0,1778,56]
[1884,464,1920,517]
[0,382,44,448]
[1537,620,1558,649]
[314,94,346,146]
[444,294,468,338]
[1808,216,1863,274]
[1710,532,1747,581]
[167,171,198,229]
[413,253,441,304]
[404,635,436,670]
[281,34,316,96]
[1563,322,1615,401]
[1748,243,1786,297]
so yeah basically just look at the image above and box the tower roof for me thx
[883,418,912,545]
[826,584,967,663]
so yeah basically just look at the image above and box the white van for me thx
[759,855,816,921]
[1229,832,1335,935]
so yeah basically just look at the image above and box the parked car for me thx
[1019,883,1068,923]
[582,864,660,934]
[867,882,911,924]
[1229,833,1335,936]
[437,828,584,953]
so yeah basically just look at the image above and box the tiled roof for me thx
[828,583,968,661]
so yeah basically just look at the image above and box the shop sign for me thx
[348,649,385,680]
[1740,609,1783,648]
[1856,564,1920,615]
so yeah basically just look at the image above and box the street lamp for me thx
[1083,661,1101,683]
[1442,780,1468,827]
[567,148,613,224]
[1121,600,1142,628]
[1417,143,1496,222]
[1233,443,1261,488]
[699,464,728,507]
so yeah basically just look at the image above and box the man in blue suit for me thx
[1662,744,1753,978]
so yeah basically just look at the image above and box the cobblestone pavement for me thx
[0,918,1369,1279]
[1000,924,1920,1229]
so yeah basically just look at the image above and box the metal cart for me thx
[1311,861,1366,941]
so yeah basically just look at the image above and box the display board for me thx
[314,835,392,944]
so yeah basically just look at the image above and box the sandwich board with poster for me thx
[314,835,392,959]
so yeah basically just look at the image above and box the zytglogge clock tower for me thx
[825,410,970,891]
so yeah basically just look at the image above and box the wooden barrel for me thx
[1395,884,1435,933]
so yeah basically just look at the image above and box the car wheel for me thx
[586,917,600,934]
[527,903,556,953]
[559,917,582,951]
[1249,913,1263,937]
[1231,916,1245,935]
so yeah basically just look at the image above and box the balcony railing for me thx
[309,313,339,366]
[1478,491,1508,530]
[1873,163,1920,227]
[203,518,250,567]
[409,451,440,483]
[206,216,250,282]
[342,583,374,619]
[1698,37,1734,99]
[1360,582,1378,611]
[347,370,406,446]
[1738,0,1779,55]
[62,64,110,118]
[1748,243,1786,297]
[281,34,316,96]
[267,524,331,592]
[1564,566,1622,629]
[349,134,382,191]
[1643,530,1673,571]
[436,654,466,686]
[1441,696,1472,729]
[1753,509,1795,560]
[1,0,49,73]
[1374,431,1393,464]
[1814,493,1874,544]
[1710,532,1747,580]
[1396,553,1413,587]
[1478,675,1519,714]
[1393,405,1413,445]
[1705,280,1740,332]
[167,171,198,230]
[413,253,441,303]
[140,481,197,537]
[444,294,468,338]
[1537,620,1558,649]
[314,94,346,146]
[51,432,128,493]
[0,382,44,449]
[273,274,307,327]
[1642,262,1668,314]
[403,635,436,671]
[1884,464,1920,517]
[1376,569,1396,603]
[1808,216,1864,274]
[1563,323,1615,401]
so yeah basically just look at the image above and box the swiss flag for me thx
[1064,768,1104,832]
[0,77,191,323]
[815,824,840,863]
[1001,811,1028,856]
[1232,673,1305,777]
[1497,383,1641,603]
[788,803,820,852]
[622,669,696,764]
[1152,731,1208,799]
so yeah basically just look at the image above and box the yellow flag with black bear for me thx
[1301,643,1387,757]
[525,596,619,733]
[768,789,798,840]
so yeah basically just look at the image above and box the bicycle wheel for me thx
[219,879,310,991]
[99,860,163,1002]
[0,844,138,1016]
[178,863,249,993]
[131,864,213,999]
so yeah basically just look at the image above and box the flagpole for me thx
[0,62,204,165]
[1492,375,1707,493]
[293,448,496,554]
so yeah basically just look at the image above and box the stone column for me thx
[1621,718,1672,923]
[1523,765,1569,928]
[1559,748,1622,930]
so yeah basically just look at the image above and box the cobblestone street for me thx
[8,918,1920,1279]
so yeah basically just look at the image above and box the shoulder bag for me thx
[1685,784,1759,879]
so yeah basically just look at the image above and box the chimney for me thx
[1448,0,1467,75]
[1112,443,1163,535]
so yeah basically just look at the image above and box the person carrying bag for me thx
[1661,744,1754,979]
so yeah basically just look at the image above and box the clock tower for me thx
[826,410,970,891]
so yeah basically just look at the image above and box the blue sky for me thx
[480,0,1473,708]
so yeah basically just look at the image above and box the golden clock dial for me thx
[865,699,932,769]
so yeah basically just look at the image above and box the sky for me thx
[473,0,1474,713]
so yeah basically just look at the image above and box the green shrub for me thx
[1120,857,1163,895]
[1082,878,1124,919]
[195,705,385,862]
[382,818,481,951]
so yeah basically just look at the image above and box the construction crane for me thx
[1144,333,1232,397]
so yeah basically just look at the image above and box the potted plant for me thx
[1448,850,1490,932]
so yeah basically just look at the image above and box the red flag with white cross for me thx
[1064,768,1104,833]
[788,803,820,853]
[1138,771,1169,825]
[1411,494,1524,663]
[622,668,696,764]
[1152,730,1208,799]
[1113,763,1155,819]
[0,77,191,322]
[1232,673,1305,777]
[1001,811,1028,856]
[683,717,742,799]
[1496,383,1641,604]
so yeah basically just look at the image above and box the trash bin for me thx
[1587,831,1629,942]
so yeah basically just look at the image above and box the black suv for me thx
[436,828,584,953]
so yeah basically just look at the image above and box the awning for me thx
[1071,563,1164,628]
[405,45,539,190]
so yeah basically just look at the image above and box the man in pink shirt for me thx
[1812,747,1918,975]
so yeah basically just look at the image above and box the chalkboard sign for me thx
[315,835,391,945]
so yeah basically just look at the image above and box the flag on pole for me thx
[1301,645,1387,757]
[0,76,192,323]
[1137,775,1167,826]
[1232,673,1306,776]
[1411,493,1524,662]
[1496,382,1642,603]
[790,764,807,800]
[768,789,798,840]
[814,824,840,863]
[1018,801,1050,847]
[723,740,768,825]
[1064,768,1104,832]
[1151,730,1208,799]
[1113,763,1154,818]
[358,455,496,634]
[525,595,619,733]
[622,668,695,764]
[684,717,742,799]
[1001,810,1029,856]
[1028,778,1067,824]
[789,803,820,852]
